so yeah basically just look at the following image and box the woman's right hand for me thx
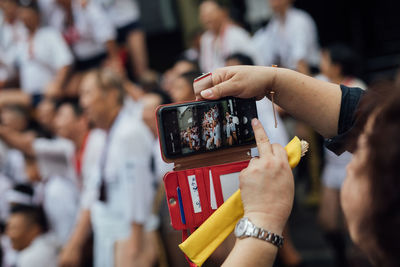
[239,118,295,235]
[194,66,276,101]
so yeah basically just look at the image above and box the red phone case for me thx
[163,160,249,230]
[156,101,254,239]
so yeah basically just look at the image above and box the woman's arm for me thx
[194,66,341,138]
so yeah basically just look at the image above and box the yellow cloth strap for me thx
[179,136,302,266]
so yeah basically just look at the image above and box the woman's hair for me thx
[361,86,400,266]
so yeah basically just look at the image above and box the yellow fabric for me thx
[179,136,302,266]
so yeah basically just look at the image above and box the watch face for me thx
[235,218,247,237]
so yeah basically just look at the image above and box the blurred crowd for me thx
[0,0,397,266]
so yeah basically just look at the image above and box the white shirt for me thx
[32,138,80,245]
[0,174,11,223]
[17,234,58,267]
[44,0,116,60]
[152,139,173,184]
[252,7,320,69]
[1,235,18,267]
[245,0,272,26]
[251,97,289,156]
[15,27,73,95]
[3,149,27,184]
[95,0,140,28]
[33,138,77,183]
[0,15,27,82]
[200,24,260,72]
[43,175,79,245]
[80,129,106,210]
[90,107,154,267]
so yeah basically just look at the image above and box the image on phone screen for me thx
[159,97,258,158]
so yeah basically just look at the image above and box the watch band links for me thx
[249,224,284,248]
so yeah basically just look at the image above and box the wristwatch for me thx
[234,217,284,248]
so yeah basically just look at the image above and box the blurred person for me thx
[94,0,149,79]
[0,0,73,108]
[198,0,259,72]
[320,43,367,89]
[4,141,79,248]
[161,58,199,94]
[58,127,106,267]
[140,91,173,266]
[0,106,36,267]
[0,0,27,88]
[244,0,272,31]
[34,98,57,138]
[0,183,35,267]
[79,67,154,267]
[252,0,320,74]
[317,43,367,267]
[0,105,30,185]
[141,91,173,180]
[169,71,202,103]
[43,0,119,97]
[0,99,98,246]
[0,175,12,267]
[6,204,57,267]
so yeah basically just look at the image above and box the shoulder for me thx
[18,237,57,267]
[227,25,250,39]
[115,113,153,149]
[289,8,316,26]
[86,129,107,147]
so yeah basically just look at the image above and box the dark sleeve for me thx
[324,85,365,155]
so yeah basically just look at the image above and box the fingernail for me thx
[201,89,213,98]
[252,118,259,126]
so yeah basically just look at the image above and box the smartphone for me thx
[157,97,258,159]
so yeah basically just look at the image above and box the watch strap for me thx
[243,218,284,248]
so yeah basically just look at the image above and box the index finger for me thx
[252,118,272,157]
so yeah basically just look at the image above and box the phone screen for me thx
[159,97,258,158]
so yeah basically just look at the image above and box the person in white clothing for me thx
[6,205,58,267]
[252,0,320,74]
[317,43,367,267]
[0,0,27,88]
[94,0,149,78]
[0,105,30,184]
[0,100,99,247]
[141,91,174,266]
[0,0,73,108]
[41,0,119,96]
[198,0,259,73]
[79,67,154,267]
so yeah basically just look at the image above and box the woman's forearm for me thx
[270,68,341,137]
